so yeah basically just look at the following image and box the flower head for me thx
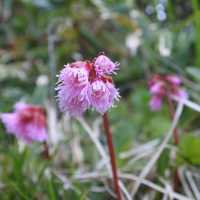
[88,80,119,114]
[148,74,188,111]
[1,102,48,144]
[149,95,163,111]
[56,53,120,116]
[94,55,119,75]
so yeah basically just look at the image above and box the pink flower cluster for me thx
[149,74,188,111]
[57,54,120,116]
[1,102,48,144]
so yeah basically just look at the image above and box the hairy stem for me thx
[103,113,122,200]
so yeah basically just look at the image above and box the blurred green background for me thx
[1,0,200,199]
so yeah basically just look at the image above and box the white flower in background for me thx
[125,30,142,55]
[158,31,172,57]
[37,75,49,86]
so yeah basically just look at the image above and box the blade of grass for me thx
[47,179,57,200]
[7,180,30,200]
[77,117,132,200]
[191,0,200,67]
[131,102,184,197]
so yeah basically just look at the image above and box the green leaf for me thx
[157,149,170,176]
[186,67,200,81]
[177,134,200,165]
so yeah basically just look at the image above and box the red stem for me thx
[42,142,50,160]
[103,113,122,200]
[166,97,180,191]
[166,97,179,145]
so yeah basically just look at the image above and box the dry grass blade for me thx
[73,172,190,200]
[120,139,159,159]
[77,117,132,200]
[185,171,200,200]
[131,102,184,197]
[172,96,200,112]
[159,178,174,200]
[179,167,194,199]
[46,101,61,145]
[121,173,190,200]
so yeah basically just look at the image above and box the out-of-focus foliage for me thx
[1,0,200,199]
[177,135,200,165]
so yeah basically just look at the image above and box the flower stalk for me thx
[166,96,180,191]
[166,96,179,145]
[103,112,122,200]
[42,142,50,160]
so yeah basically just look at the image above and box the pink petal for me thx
[166,75,182,85]
[149,82,164,95]
[88,81,119,114]
[26,125,48,142]
[14,102,29,111]
[175,89,188,99]
[1,113,19,134]
[149,96,163,111]
[94,55,119,75]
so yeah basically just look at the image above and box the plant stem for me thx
[167,97,179,145]
[166,97,180,191]
[42,142,50,160]
[103,113,122,200]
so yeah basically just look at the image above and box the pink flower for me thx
[148,74,188,111]
[175,88,188,99]
[149,82,164,95]
[94,55,119,75]
[59,86,90,117]
[88,80,119,114]
[56,54,120,116]
[57,61,91,116]
[149,96,163,111]
[58,62,89,97]
[106,81,120,104]
[1,103,48,144]
[165,75,182,86]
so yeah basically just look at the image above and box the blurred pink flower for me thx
[149,82,164,95]
[165,75,182,85]
[1,102,48,144]
[94,55,119,75]
[148,74,188,111]
[149,95,163,111]
[57,54,119,116]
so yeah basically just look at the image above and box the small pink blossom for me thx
[165,75,182,85]
[59,86,90,117]
[94,55,119,75]
[149,95,163,111]
[174,88,188,99]
[149,82,164,95]
[88,80,119,114]
[58,62,89,97]
[106,81,120,104]
[56,54,120,116]
[148,74,188,111]
[1,103,48,144]
[57,61,91,116]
